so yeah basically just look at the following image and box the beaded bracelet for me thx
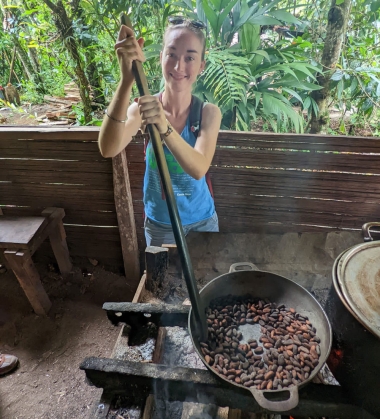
[104,108,126,123]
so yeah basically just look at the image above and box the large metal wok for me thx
[189,262,332,412]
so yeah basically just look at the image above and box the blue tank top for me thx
[143,114,215,225]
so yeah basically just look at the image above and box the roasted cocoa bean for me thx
[204,295,321,391]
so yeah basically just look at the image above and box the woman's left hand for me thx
[136,96,168,134]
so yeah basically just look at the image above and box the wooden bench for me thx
[0,207,72,315]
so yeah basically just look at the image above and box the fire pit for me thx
[80,244,376,419]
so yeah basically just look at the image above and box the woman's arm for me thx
[99,95,142,158]
[98,25,145,158]
[164,104,222,180]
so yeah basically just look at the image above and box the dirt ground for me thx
[0,260,134,419]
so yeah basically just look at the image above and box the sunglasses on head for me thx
[168,16,206,30]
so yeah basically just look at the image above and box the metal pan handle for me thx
[229,262,259,273]
[249,386,299,412]
[362,222,380,242]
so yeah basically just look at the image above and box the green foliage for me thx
[195,48,250,109]
[291,0,380,129]
[0,0,378,132]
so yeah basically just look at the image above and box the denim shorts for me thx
[144,212,219,247]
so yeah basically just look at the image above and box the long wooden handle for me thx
[120,13,207,341]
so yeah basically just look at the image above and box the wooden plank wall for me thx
[127,131,380,240]
[0,128,126,268]
[1,127,380,270]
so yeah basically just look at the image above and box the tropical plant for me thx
[189,0,322,131]
[0,0,378,134]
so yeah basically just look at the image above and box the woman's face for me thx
[161,28,205,92]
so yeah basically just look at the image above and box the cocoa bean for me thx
[260,380,268,390]
[310,346,318,359]
[205,296,321,390]
[264,371,275,381]
[264,343,273,349]
[244,380,254,387]
[238,353,245,362]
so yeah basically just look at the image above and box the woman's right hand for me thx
[114,25,145,84]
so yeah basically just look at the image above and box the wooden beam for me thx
[152,327,166,364]
[112,149,140,288]
[145,246,168,292]
[132,273,147,303]
[4,249,51,315]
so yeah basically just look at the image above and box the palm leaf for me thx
[200,48,250,109]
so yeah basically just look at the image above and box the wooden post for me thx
[162,244,182,276]
[4,249,51,315]
[145,246,168,292]
[40,207,72,274]
[48,220,72,274]
[112,149,140,288]
[0,208,6,270]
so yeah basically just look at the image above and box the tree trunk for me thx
[72,2,105,105]
[42,0,93,123]
[0,0,46,91]
[309,0,351,134]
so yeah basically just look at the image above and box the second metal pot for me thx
[326,231,380,418]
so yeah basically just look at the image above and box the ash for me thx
[163,326,207,369]
[317,363,340,386]
[113,337,155,362]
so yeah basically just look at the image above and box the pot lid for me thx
[338,241,380,339]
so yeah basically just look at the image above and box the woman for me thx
[99,17,222,246]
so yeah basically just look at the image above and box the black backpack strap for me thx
[189,96,214,199]
[189,95,203,138]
